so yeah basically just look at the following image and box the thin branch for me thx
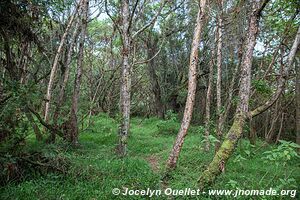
[132,38,165,66]
[105,0,122,34]
[128,0,140,32]
[132,0,168,39]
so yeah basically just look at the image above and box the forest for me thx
[0,0,299,199]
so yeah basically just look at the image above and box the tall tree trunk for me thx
[166,0,207,170]
[147,36,165,119]
[204,34,216,151]
[44,0,81,124]
[69,0,88,145]
[220,39,243,132]
[198,0,269,188]
[117,0,131,156]
[215,1,224,151]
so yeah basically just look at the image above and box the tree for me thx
[44,0,82,130]
[296,57,300,149]
[204,32,216,151]
[69,0,89,145]
[250,25,300,118]
[105,0,167,156]
[146,32,165,119]
[166,0,207,171]
[215,0,224,151]
[198,0,269,188]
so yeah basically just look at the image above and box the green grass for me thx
[0,114,299,199]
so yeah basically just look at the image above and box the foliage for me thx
[252,80,272,96]
[261,140,300,166]
[200,134,219,148]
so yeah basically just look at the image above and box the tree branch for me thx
[132,0,168,39]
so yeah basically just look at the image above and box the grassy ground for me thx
[0,114,299,199]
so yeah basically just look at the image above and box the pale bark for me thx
[117,0,166,156]
[117,0,131,156]
[199,0,268,188]
[44,0,82,123]
[53,21,80,127]
[166,0,207,170]
[69,0,89,145]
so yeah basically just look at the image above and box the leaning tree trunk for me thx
[53,21,80,128]
[117,0,131,156]
[250,25,300,118]
[198,0,269,189]
[69,0,88,145]
[166,0,207,170]
[44,0,81,124]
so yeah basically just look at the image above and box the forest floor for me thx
[0,114,299,199]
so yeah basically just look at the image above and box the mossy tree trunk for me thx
[198,0,269,189]
[215,0,224,151]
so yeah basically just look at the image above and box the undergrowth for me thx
[0,114,299,199]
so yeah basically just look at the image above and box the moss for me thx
[198,117,245,189]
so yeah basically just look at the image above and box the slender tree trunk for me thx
[147,36,165,119]
[198,0,268,188]
[204,35,216,151]
[69,0,88,145]
[215,1,223,151]
[52,21,80,141]
[117,0,131,156]
[220,39,243,132]
[296,57,300,149]
[166,0,207,170]
[44,0,81,123]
